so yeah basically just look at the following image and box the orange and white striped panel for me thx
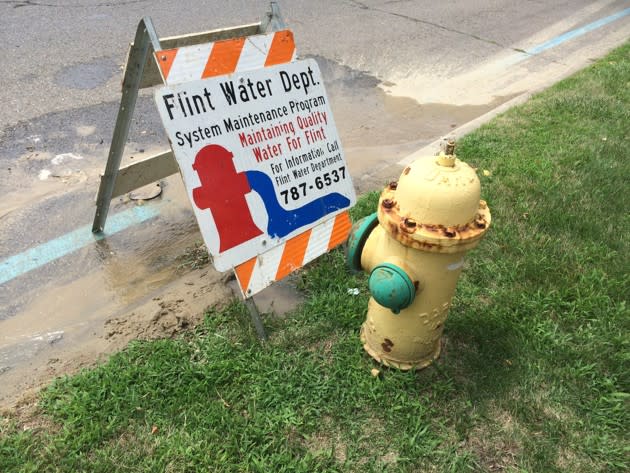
[155,30,349,297]
[234,211,352,297]
[155,30,296,85]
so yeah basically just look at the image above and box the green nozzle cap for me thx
[346,212,379,271]
[368,263,416,314]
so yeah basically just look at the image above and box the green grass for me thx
[1,43,629,472]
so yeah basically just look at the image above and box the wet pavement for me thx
[0,55,505,404]
[2,0,628,406]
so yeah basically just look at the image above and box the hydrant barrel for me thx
[348,142,491,370]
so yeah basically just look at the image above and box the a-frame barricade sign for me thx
[93,3,356,339]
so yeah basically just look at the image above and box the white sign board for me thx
[155,59,356,272]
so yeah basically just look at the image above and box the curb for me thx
[397,90,534,166]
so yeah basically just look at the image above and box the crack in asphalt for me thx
[347,0,570,66]
[347,0,536,56]
[1,0,147,8]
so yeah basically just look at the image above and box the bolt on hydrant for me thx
[347,140,491,370]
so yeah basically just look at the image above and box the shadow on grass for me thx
[2,41,629,473]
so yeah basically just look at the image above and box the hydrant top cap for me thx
[395,154,481,227]
[377,153,491,252]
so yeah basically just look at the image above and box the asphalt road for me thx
[2,0,629,129]
[0,0,628,404]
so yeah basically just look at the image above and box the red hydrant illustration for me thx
[192,144,263,252]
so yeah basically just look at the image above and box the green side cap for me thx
[368,263,416,314]
[346,212,379,271]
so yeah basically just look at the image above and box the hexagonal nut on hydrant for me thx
[346,140,491,370]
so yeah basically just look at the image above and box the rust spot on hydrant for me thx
[445,139,456,156]
[382,199,395,210]
[404,218,416,229]
[389,181,398,190]
[387,221,400,235]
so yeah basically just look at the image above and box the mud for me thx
[0,55,510,408]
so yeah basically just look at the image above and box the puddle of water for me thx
[0,180,202,396]
[1,55,517,406]
[95,219,200,302]
[55,57,120,90]
[0,271,116,376]
[0,331,64,372]
[313,55,512,182]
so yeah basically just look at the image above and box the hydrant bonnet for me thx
[378,152,491,254]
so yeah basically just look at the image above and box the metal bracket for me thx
[245,298,268,341]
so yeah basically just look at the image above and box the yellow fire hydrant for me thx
[347,141,491,370]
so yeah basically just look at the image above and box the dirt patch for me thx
[556,446,596,472]
[305,337,336,364]
[304,416,348,463]
[106,299,191,341]
[304,414,399,467]
[459,405,523,472]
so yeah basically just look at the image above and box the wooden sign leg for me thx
[260,1,287,32]
[92,17,161,233]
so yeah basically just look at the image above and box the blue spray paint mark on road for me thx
[0,205,160,286]
[245,170,350,238]
[505,7,630,66]
[525,8,630,56]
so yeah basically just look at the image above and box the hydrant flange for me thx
[377,155,491,253]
